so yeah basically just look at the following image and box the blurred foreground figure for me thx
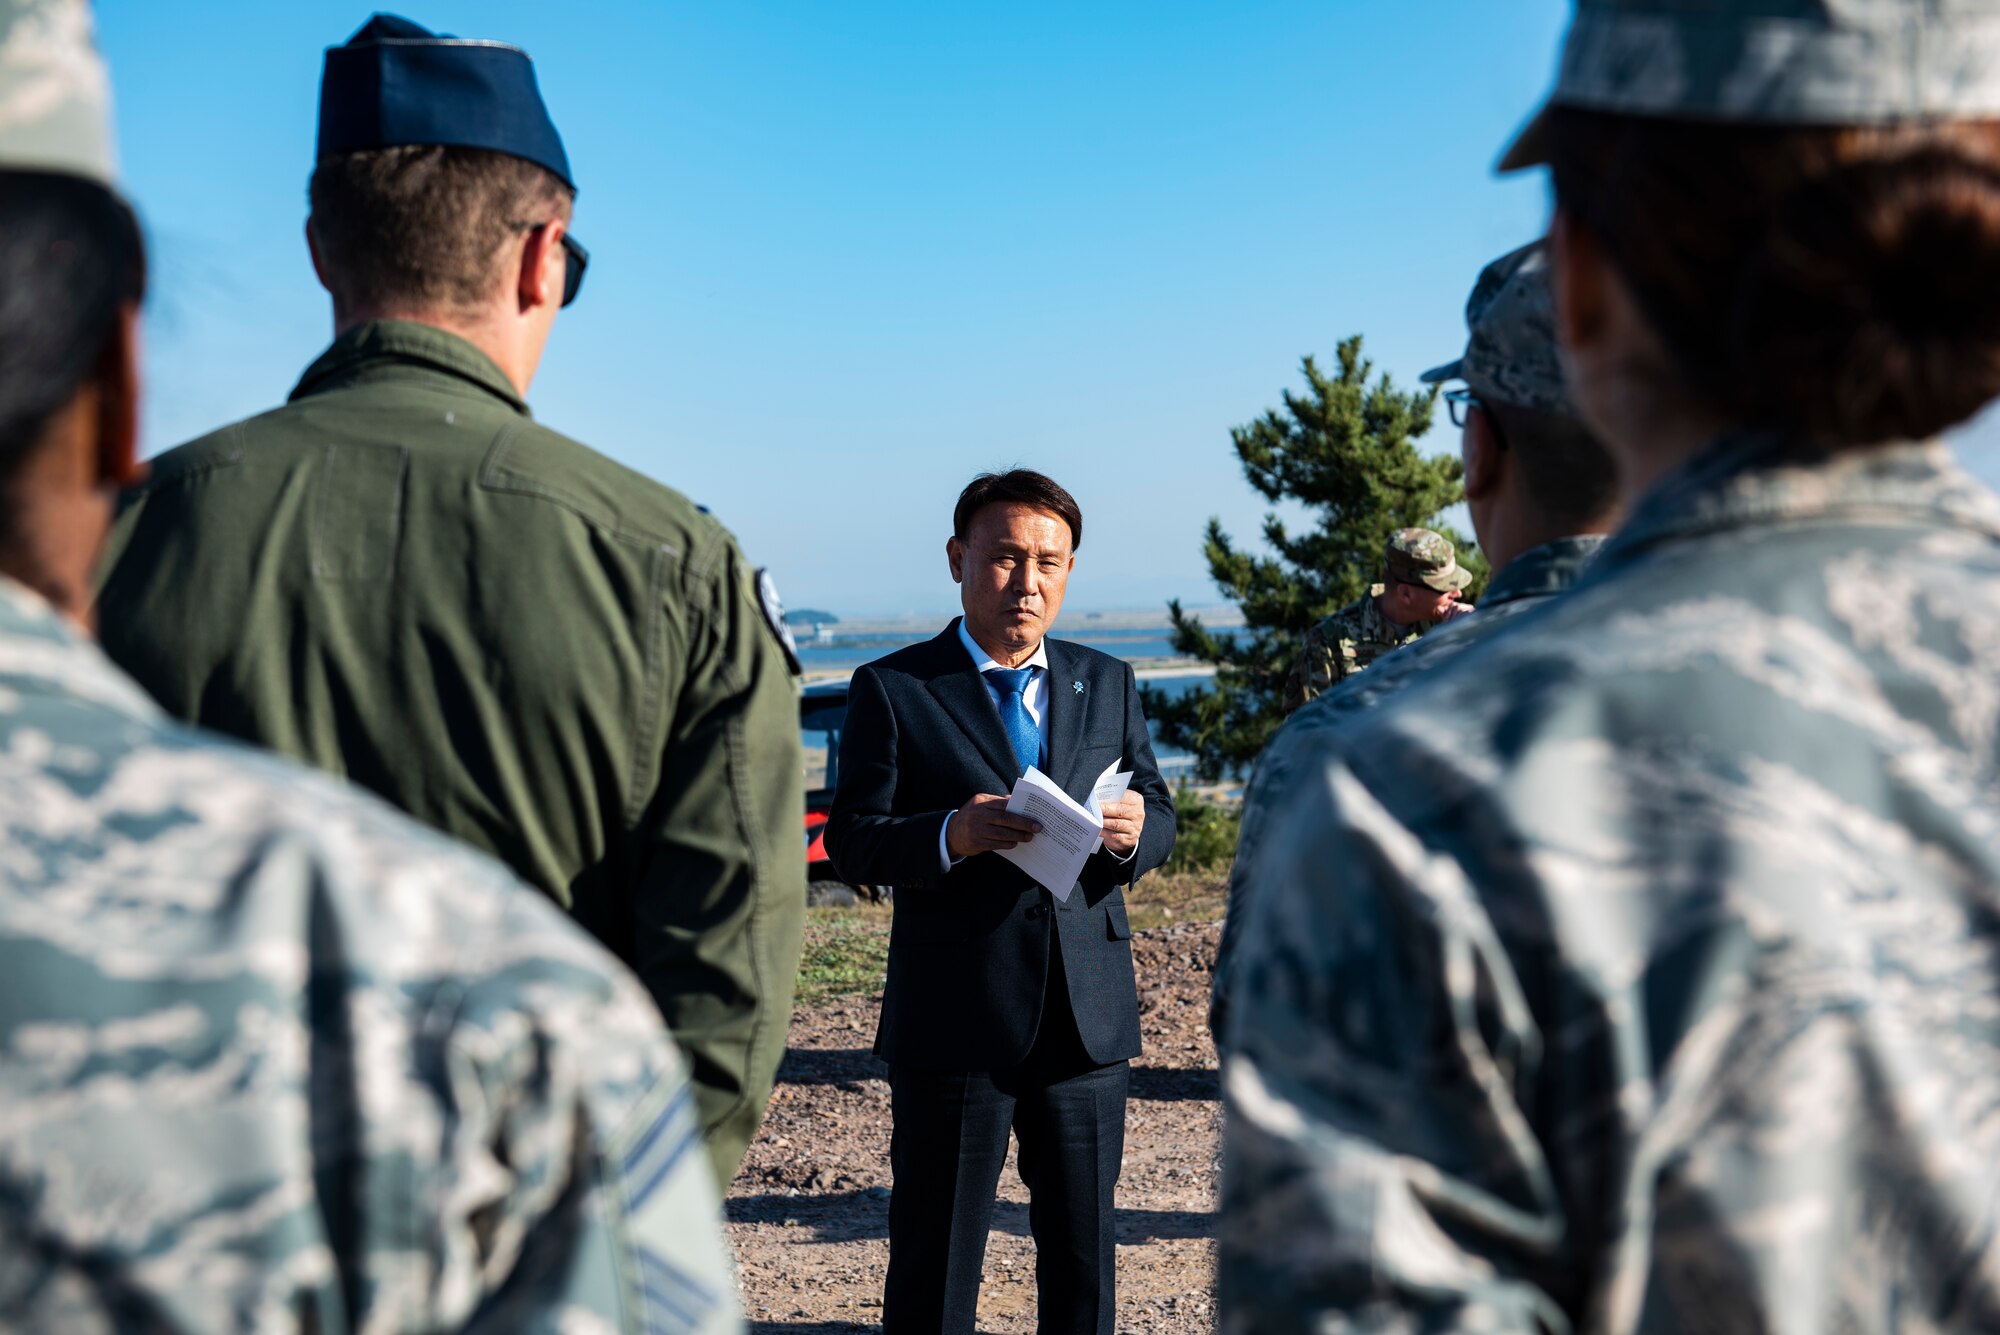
[0,4,736,1330]
[1211,240,1616,1041]
[96,12,805,1188]
[1223,1,2000,1330]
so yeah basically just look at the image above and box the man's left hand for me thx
[1100,792,1145,857]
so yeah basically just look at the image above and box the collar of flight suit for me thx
[287,319,533,417]
[1479,534,1606,610]
[1584,432,2000,592]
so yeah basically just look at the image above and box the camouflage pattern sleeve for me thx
[0,589,741,1333]
[606,1078,743,1335]
[447,891,741,1334]
[1218,760,1568,1334]
[1283,620,1345,714]
[1207,719,1318,1043]
[632,533,807,1190]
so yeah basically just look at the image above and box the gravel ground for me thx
[728,920,1223,1334]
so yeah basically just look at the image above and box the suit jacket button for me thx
[1025,904,1042,919]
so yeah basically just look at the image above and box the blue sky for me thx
[95,1,2000,617]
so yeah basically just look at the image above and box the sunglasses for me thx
[516,220,589,307]
[559,231,589,307]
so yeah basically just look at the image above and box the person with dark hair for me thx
[1222,2,2000,1330]
[1211,239,1618,1044]
[95,13,805,1189]
[0,4,735,1329]
[951,467,1086,551]
[824,468,1177,1334]
[1282,526,1473,713]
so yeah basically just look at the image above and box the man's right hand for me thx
[946,794,1042,858]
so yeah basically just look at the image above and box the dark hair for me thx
[1547,107,2000,446]
[1487,398,1619,530]
[953,469,1083,550]
[0,171,144,485]
[309,145,572,315]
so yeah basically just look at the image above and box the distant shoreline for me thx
[1134,660,1217,681]
[802,658,1217,687]
[791,606,1246,636]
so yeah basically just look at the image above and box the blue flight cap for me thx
[317,13,574,190]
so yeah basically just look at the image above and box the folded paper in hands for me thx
[997,759,1133,901]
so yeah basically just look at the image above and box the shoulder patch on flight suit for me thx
[756,568,803,676]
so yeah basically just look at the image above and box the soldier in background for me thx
[1305,240,1617,714]
[96,13,804,1187]
[1281,527,1471,713]
[0,3,735,1329]
[1210,239,1616,1041]
[1222,0,2000,1329]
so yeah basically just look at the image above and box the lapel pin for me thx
[1073,681,1084,694]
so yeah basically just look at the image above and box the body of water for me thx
[796,624,1218,676]
[798,626,1222,788]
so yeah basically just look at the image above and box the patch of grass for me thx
[791,863,1233,1006]
[1126,866,1229,933]
[794,904,893,1005]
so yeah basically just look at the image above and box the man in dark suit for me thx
[826,469,1177,1335]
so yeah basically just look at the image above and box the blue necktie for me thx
[985,666,1040,776]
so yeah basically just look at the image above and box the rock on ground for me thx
[728,920,1222,1334]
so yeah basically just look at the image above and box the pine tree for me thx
[1144,335,1484,779]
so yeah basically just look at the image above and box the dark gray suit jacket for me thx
[825,621,1177,1071]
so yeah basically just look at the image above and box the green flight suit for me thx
[96,319,805,1188]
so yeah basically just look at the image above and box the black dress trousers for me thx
[881,934,1128,1335]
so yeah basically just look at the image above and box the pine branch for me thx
[1146,332,1470,775]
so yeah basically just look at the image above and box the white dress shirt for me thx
[937,622,1133,871]
[957,618,1049,730]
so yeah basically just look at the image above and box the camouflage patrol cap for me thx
[1502,0,2000,171]
[1420,240,1571,420]
[0,0,115,186]
[1383,527,1472,593]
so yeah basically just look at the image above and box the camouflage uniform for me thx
[1225,6,2000,1326]
[1281,587,1428,713]
[0,4,736,1328]
[1221,435,2000,1332]
[0,578,738,1332]
[1284,529,1474,713]
[1315,535,1599,718]
[1212,535,1600,1037]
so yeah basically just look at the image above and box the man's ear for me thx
[94,303,144,490]
[306,217,334,297]
[517,219,564,315]
[947,536,965,584]
[1550,209,1610,357]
